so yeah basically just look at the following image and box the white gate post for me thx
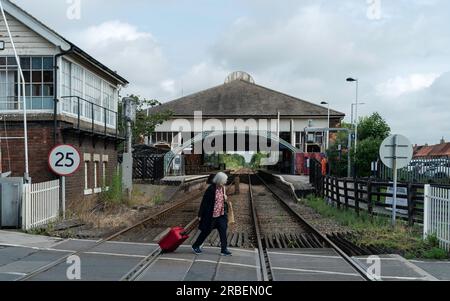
[423,184,431,239]
[60,176,66,220]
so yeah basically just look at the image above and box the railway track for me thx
[16,171,376,281]
[16,178,208,281]
[248,173,376,281]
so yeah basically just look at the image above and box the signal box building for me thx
[0,1,128,202]
[147,72,345,175]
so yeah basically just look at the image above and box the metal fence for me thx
[22,180,60,230]
[380,157,450,185]
[424,185,450,251]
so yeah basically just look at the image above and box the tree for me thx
[327,113,391,177]
[122,95,173,145]
[353,112,391,177]
[250,153,269,169]
[357,112,390,141]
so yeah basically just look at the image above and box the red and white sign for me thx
[48,145,81,176]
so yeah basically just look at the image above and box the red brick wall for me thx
[0,120,119,204]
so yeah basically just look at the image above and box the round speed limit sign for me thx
[48,145,81,176]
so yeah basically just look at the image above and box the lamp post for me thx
[321,101,330,150]
[346,78,359,151]
[351,102,366,126]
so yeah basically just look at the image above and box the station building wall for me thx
[0,120,118,204]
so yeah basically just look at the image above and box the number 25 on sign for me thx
[48,144,81,176]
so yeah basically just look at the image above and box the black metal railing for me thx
[379,156,450,185]
[61,96,119,137]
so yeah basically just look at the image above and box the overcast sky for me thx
[11,0,450,145]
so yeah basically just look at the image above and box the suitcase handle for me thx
[181,217,200,236]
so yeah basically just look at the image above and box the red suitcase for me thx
[158,227,190,253]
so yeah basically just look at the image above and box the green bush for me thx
[100,169,124,204]
[303,195,449,260]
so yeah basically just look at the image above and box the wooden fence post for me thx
[320,173,324,197]
[354,180,360,216]
[367,180,373,216]
[407,182,415,226]
[343,179,349,210]
[336,177,341,209]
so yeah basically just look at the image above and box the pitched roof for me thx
[148,79,345,118]
[414,143,450,158]
[2,0,128,85]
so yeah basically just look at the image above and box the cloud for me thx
[211,5,379,75]
[72,20,171,100]
[376,73,440,98]
[10,0,449,144]
[379,72,450,145]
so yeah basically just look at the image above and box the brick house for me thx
[0,1,128,203]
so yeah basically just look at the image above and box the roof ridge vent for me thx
[225,71,255,84]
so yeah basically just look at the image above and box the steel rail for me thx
[248,174,270,281]
[121,217,200,281]
[123,179,237,281]
[16,182,206,281]
[255,172,377,281]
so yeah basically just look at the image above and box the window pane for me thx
[32,84,42,96]
[42,97,53,109]
[25,84,31,96]
[25,97,32,110]
[43,84,53,96]
[42,57,53,70]
[32,97,43,109]
[32,71,42,82]
[7,57,17,66]
[0,57,6,66]
[43,71,53,83]
[32,57,42,69]
[20,57,31,69]
[22,71,31,83]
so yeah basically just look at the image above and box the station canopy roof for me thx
[148,71,345,119]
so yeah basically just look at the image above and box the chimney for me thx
[440,137,445,144]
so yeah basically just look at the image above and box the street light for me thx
[346,78,359,152]
[351,102,366,125]
[321,101,330,150]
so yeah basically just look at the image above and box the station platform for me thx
[258,170,314,199]
[161,175,210,185]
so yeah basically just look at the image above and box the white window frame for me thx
[84,153,93,195]
[102,154,109,192]
[93,154,101,194]
[59,57,118,129]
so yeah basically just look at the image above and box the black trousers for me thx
[193,215,228,252]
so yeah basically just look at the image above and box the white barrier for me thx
[424,185,450,251]
[22,180,60,230]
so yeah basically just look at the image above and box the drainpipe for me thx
[53,48,74,145]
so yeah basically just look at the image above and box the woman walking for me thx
[192,172,232,256]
